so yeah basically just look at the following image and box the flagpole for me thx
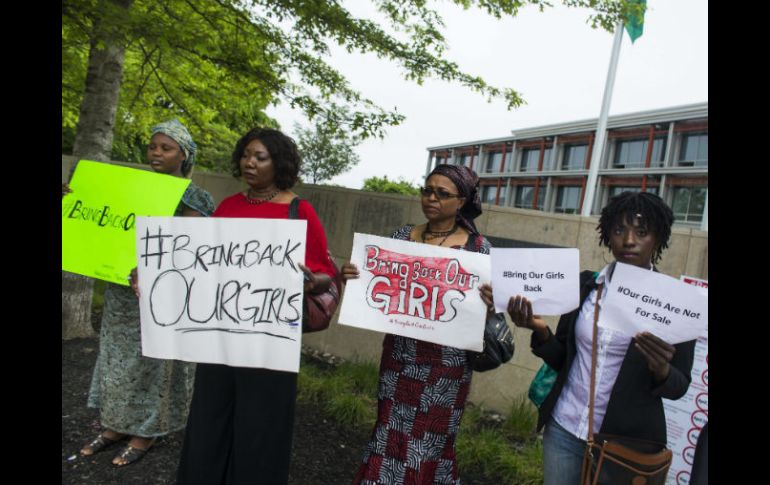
[581,21,624,217]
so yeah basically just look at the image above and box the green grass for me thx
[297,356,544,484]
[297,357,379,429]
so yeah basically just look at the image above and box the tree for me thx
[362,176,421,196]
[63,1,643,170]
[61,0,641,337]
[295,116,361,184]
[63,0,133,339]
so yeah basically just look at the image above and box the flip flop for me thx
[112,441,153,468]
[80,433,124,456]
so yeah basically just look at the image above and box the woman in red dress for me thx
[176,127,336,485]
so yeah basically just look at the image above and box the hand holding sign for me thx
[634,331,676,383]
[507,295,549,340]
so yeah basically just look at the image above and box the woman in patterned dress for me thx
[78,119,215,467]
[342,164,498,485]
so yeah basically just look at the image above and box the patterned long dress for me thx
[86,183,215,437]
[352,224,491,485]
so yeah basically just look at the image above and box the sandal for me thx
[112,440,154,468]
[80,433,124,456]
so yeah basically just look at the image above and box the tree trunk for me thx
[62,0,132,340]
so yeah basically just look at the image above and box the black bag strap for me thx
[288,196,301,219]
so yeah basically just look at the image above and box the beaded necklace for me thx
[244,189,279,205]
[421,223,458,246]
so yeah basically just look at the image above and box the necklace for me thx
[244,189,279,205]
[421,223,458,246]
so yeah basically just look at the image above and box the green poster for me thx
[62,160,192,285]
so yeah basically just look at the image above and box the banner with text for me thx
[664,276,708,485]
[490,248,580,315]
[62,160,191,285]
[136,216,307,372]
[600,263,707,344]
[338,233,489,351]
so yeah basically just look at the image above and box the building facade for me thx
[425,102,708,230]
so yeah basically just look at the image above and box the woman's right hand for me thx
[341,263,360,281]
[507,295,547,334]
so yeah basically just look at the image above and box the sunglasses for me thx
[420,187,462,200]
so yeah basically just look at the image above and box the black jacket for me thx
[532,269,696,444]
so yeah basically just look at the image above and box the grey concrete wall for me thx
[63,156,708,413]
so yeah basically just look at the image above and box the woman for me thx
[175,127,336,485]
[79,119,215,466]
[342,164,498,485]
[507,191,696,485]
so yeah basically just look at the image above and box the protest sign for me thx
[62,160,190,285]
[599,263,707,343]
[136,216,307,372]
[664,276,708,485]
[490,248,580,315]
[338,233,489,351]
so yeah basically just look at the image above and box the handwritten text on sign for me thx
[136,216,307,372]
[490,248,580,315]
[62,160,190,285]
[600,263,707,344]
[338,233,489,351]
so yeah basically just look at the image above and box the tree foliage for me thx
[295,116,361,184]
[62,0,641,171]
[362,175,421,196]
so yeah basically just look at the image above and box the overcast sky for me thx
[265,0,708,189]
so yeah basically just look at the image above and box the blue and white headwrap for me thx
[151,119,197,175]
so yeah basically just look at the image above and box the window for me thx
[456,154,471,167]
[562,144,587,170]
[672,186,707,223]
[514,185,545,210]
[497,185,507,204]
[679,134,708,167]
[485,151,503,173]
[554,186,582,214]
[520,147,551,171]
[481,186,498,204]
[613,138,666,168]
[609,186,659,198]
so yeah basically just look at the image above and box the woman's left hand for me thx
[634,332,675,383]
[479,283,495,314]
[299,264,316,293]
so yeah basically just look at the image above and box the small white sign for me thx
[136,216,307,372]
[600,263,707,344]
[490,248,580,315]
[338,233,490,351]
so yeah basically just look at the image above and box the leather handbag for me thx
[464,234,514,372]
[580,283,673,485]
[469,311,515,372]
[288,197,341,333]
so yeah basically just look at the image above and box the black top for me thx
[531,269,696,443]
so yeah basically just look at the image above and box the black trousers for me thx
[176,363,298,485]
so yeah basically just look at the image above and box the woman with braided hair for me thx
[507,191,696,485]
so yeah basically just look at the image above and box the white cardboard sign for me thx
[664,276,708,485]
[338,233,490,351]
[490,248,580,315]
[136,216,307,372]
[600,263,707,344]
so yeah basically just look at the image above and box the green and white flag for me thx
[625,0,647,43]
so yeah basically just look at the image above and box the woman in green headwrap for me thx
[78,119,215,467]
